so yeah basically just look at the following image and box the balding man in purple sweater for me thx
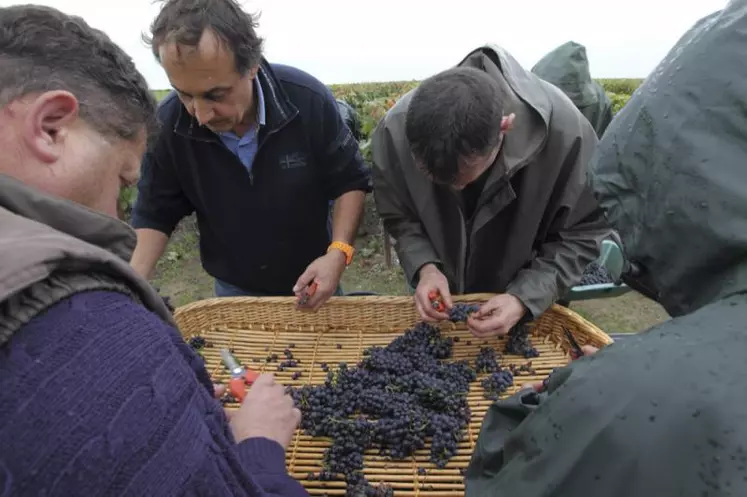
[0,5,308,497]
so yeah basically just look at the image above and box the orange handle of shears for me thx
[427,290,446,313]
[298,281,319,306]
[307,281,318,297]
[229,377,247,402]
[228,370,261,402]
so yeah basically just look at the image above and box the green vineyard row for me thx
[151,78,640,141]
[120,79,639,216]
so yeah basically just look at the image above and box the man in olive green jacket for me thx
[371,45,611,338]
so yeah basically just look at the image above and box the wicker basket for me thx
[175,294,612,496]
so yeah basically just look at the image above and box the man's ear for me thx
[247,65,260,80]
[501,112,516,133]
[23,90,80,163]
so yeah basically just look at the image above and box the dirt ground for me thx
[151,215,670,335]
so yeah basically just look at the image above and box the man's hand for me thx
[293,250,347,311]
[579,345,600,355]
[467,294,527,338]
[229,374,302,448]
[414,264,452,322]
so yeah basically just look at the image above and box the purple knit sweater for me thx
[0,290,310,497]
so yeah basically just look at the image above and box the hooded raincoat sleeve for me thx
[505,114,610,318]
[370,103,442,286]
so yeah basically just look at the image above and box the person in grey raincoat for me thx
[371,45,611,338]
[465,2,747,495]
[531,41,613,137]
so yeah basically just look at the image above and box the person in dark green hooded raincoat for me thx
[465,1,747,495]
[531,41,613,137]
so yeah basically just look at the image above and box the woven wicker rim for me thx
[175,293,613,347]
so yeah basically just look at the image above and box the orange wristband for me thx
[328,241,355,266]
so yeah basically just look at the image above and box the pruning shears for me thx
[220,348,260,402]
[298,281,318,307]
[563,327,585,360]
[427,290,446,313]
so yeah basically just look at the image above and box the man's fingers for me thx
[297,279,324,311]
[473,300,499,319]
[213,384,226,399]
[467,313,496,334]
[309,288,333,312]
[292,407,302,425]
[523,381,544,393]
[292,269,315,294]
[423,308,444,322]
[582,345,599,356]
[415,292,438,322]
[468,314,509,338]
[421,309,441,323]
[252,373,275,387]
[415,284,455,322]
[422,302,449,321]
[298,279,335,311]
[415,297,446,322]
[440,288,454,308]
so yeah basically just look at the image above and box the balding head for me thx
[144,0,264,134]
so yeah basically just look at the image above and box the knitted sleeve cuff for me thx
[236,437,289,475]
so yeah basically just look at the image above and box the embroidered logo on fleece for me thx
[279,153,307,170]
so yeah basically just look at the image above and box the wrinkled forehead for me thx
[159,32,241,94]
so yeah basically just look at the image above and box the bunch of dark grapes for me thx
[448,303,479,323]
[188,335,207,350]
[278,348,299,371]
[505,324,539,358]
[480,369,514,401]
[509,362,536,376]
[579,262,614,285]
[289,322,475,496]
[474,347,499,373]
[346,479,394,497]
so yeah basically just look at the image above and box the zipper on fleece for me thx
[248,127,284,185]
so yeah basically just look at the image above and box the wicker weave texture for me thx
[174,294,612,496]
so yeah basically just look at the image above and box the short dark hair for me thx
[405,67,504,184]
[145,0,264,75]
[0,5,157,143]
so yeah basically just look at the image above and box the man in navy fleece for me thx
[130,0,371,308]
[0,5,308,497]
